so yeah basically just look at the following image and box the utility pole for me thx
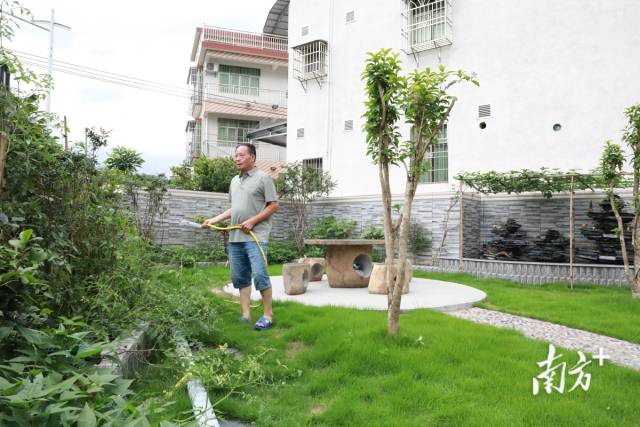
[32,9,71,113]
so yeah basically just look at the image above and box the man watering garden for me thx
[202,143,279,330]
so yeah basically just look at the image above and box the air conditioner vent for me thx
[478,104,491,118]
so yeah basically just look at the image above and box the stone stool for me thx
[298,257,325,282]
[368,259,413,295]
[283,263,310,295]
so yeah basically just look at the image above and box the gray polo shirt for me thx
[229,167,278,243]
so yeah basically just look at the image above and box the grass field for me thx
[147,266,640,426]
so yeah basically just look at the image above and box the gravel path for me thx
[448,307,640,371]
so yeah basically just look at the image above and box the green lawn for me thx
[414,271,640,344]
[152,265,640,426]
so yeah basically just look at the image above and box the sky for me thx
[6,0,276,175]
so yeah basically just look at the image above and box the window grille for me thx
[292,40,328,87]
[401,0,452,53]
[419,125,448,183]
[346,11,355,23]
[297,128,305,138]
[186,120,202,161]
[188,67,197,85]
[218,65,260,96]
[344,120,354,131]
[303,157,323,174]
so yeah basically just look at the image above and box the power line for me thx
[13,49,287,116]
[18,57,286,118]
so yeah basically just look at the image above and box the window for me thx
[217,118,259,143]
[218,65,260,96]
[419,125,448,183]
[402,0,452,53]
[303,157,323,174]
[292,40,328,83]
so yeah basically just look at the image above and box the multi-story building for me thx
[185,2,289,164]
[286,0,640,197]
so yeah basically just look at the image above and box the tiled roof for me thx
[255,160,286,179]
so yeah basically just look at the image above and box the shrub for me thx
[267,241,299,264]
[307,216,357,239]
[409,222,431,255]
[192,156,237,193]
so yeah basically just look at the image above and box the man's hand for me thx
[201,218,216,229]
[239,219,256,234]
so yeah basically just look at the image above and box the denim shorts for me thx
[228,241,271,291]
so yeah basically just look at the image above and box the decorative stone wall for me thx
[152,189,635,287]
[421,257,631,287]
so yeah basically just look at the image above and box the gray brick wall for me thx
[151,189,634,263]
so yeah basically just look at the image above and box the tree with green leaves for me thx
[599,141,630,280]
[169,161,196,190]
[363,49,477,335]
[104,145,144,173]
[275,162,336,257]
[192,155,237,193]
[623,104,640,298]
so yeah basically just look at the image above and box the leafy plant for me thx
[192,156,237,193]
[105,145,144,173]
[276,162,336,257]
[306,216,356,240]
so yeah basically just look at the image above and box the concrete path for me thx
[449,307,640,371]
[223,275,486,312]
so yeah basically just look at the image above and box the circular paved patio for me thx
[223,276,486,312]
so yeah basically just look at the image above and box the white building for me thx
[185,2,289,163]
[286,0,640,197]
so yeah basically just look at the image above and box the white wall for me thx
[288,0,640,197]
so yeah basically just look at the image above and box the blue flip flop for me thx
[254,315,273,331]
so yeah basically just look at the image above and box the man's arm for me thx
[202,208,232,228]
[239,201,279,233]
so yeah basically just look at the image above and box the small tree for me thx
[599,141,630,280]
[363,49,477,335]
[623,104,640,298]
[275,162,336,257]
[169,161,196,190]
[105,146,144,173]
[192,156,237,193]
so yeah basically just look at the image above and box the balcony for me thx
[204,84,287,108]
[192,26,288,63]
[203,26,287,52]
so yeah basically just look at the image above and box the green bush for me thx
[409,222,431,255]
[361,224,385,239]
[267,241,299,264]
[192,156,237,193]
[307,216,357,239]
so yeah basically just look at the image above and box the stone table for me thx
[304,239,385,288]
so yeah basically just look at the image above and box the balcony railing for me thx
[202,26,288,52]
[204,84,287,108]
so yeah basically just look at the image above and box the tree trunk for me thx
[388,175,418,336]
[609,192,630,281]
[632,173,640,298]
[568,176,575,289]
[432,193,459,266]
[379,161,395,310]
[458,181,465,272]
[0,132,6,198]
